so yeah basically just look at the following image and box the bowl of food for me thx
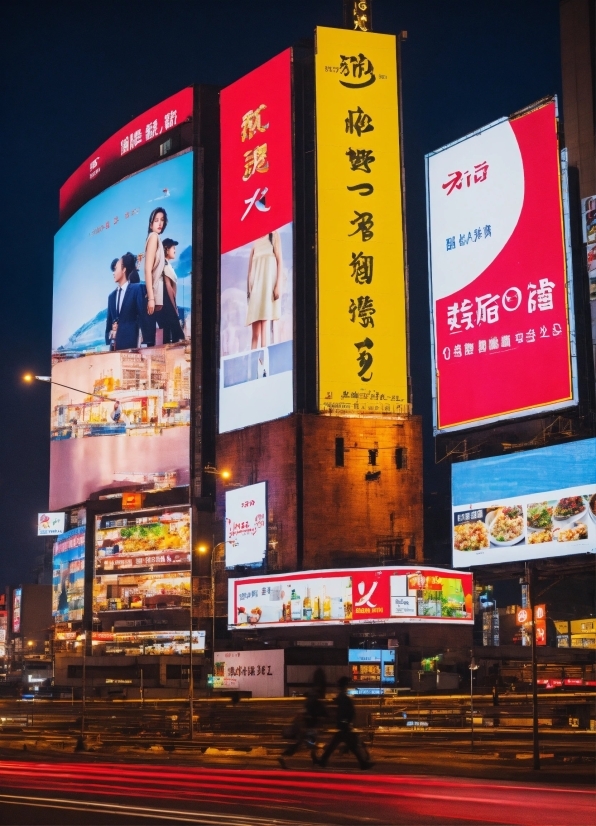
[526,502,553,532]
[553,496,586,522]
[486,505,524,546]
[527,529,553,545]
[588,494,596,526]
[453,520,489,551]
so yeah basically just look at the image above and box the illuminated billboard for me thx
[59,87,193,221]
[93,506,190,614]
[219,50,293,433]
[452,438,596,567]
[214,649,284,697]
[51,151,193,509]
[38,512,65,536]
[52,526,85,622]
[426,99,576,433]
[315,27,408,415]
[225,482,267,568]
[228,566,473,629]
[12,588,21,634]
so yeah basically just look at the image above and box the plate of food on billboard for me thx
[452,439,596,566]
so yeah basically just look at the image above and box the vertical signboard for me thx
[53,526,86,622]
[51,149,193,509]
[219,50,294,433]
[581,195,596,300]
[12,588,22,634]
[427,99,576,433]
[225,481,267,568]
[315,27,408,415]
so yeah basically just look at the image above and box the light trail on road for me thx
[0,760,594,825]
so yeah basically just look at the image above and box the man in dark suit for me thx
[105,256,146,350]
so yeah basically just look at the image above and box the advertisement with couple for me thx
[50,151,193,509]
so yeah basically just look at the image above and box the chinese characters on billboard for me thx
[452,438,596,567]
[51,151,193,509]
[213,649,284,697]
[225,482,267,568]
[426,100,576,432]
[52,526,85,623]
[93,506,191,614]
[59,88,193,221]
[315,28,408,415]
[219,50,294,433]
[228,566,473,629]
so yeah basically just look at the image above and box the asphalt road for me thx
[0,759,594,825]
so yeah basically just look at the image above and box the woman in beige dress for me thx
[246,231,282,350]
[144,207,167,345]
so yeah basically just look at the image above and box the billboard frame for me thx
[426,97,578,435]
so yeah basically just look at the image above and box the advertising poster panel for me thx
[581,195,596,300]
[427,100,576,433]
[12,588,22,634]
[52,526,85,622]
[60,88,193,221]
[38,512,66,536]
[315,27,408,415]
[213,649,284,697]
[219,50,293,433]
[93,506,190,614]
[228,566,473,629]
[225,481,267,568]
[51,151,193,509]
[452,438,596,567]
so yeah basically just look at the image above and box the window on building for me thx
[368,448,378,466]
[335,437,345,467]
[159,138,172,157]
[395,447,408,470]
[407,544,416,559]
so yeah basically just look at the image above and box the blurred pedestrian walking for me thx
[279,668,327,768]
[314,676,373,770]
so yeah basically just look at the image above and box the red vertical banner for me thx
[219,50,294,433]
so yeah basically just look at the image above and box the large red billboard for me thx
[228,566,474,628]
[219,50,294,433]
[427,100,576,432]
[59,87,193,221]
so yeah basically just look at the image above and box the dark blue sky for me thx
[0,0,562,586]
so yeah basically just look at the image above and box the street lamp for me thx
[188,543,210,740]
[23,374,119,402]
[469,655,480,750]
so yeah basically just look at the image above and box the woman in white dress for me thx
[143,207,167,345]
[246,231,282,350]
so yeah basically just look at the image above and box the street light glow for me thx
[221,470,231,480]
[23,373,33,383]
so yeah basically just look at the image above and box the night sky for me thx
[0,0,562,587]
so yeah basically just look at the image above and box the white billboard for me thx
[213,649,284,697]
[225,482,267,569]
[38,512,66,536]
[452,438,596,567]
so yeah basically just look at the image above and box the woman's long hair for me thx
[147,207,168,235]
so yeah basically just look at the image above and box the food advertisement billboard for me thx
[426,99,576,433]
[452,438,596,567]
[12,588,21,634]
[228,566,473,629]
[52,526,85,622]
[581,195,596,301]
[38,512,66,536]
[51,151,193,509]
[219,50,293,433]
[213,649,284,697]
[225,482,267,569]
[315,27,408,416]
[93,506,190,614]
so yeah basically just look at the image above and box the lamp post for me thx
[469,654,479,750]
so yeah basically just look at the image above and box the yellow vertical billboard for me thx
[315,27,408,415]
